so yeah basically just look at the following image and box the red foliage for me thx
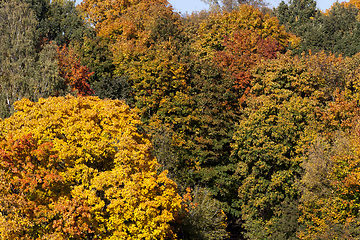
[0,134,92,238]
[57,45,94,96]
[320,91,360,135]
[215,30,282,102]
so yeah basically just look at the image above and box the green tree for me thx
[22,0,49,22]
[276,0,321,54]
[38,0,90,45]
[322,2,360,56]
[170,5,297,216]
[277,1,360,56]
[0,0,62,118]
[231,52,327,239]
[276,0,318,34]
[75,35,126,100]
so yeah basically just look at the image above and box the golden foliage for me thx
[195,4,299,61]
[299,129,360,239]
[0,96,181,239]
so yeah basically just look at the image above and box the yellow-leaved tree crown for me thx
[0,96,181,239]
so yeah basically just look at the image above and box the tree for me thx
[57,45,94,96]
[196,4,299,60]
[277,1,360,56]
[201,0,268,12]
[339,0,360,10]
[299,128,360,240]
[22,0,50,22]
[319,2,360,56]
[0,134,92,239]
[231,52,328,239]
[276,0,318,34]
[38,0,90,46]
[344,52,360,101]
[167,5,297,216]
[182,30,284,217]
[298,76,360,239]
[0,96,182,239]
[0,0,61,118]
[74,35,129,100]
[174,186,229,240]
[80,0,189,117]
[79,0,174,40]
[276,0,321,54]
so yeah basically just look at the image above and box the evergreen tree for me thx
[276,0,318,34]
[321,3,360,56]
[276,0,320,53]
[277,1,360,56]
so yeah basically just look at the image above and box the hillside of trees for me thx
[1,0,360,239]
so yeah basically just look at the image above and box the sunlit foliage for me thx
[0,96,181,239]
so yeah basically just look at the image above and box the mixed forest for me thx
[2,0,360,239]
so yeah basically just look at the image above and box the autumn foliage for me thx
[0,96,181,239]
[5,0,360,239]
[0,133,91,239]
[57,45,94,96]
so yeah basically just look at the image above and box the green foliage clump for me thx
[0,0,63,118]
[231,52,327,239]
[277,0,360,56]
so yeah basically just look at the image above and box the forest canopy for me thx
[1,0,360,239]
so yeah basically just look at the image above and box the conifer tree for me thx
[277,0,318,34]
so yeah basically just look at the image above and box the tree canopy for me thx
[0,96,181,239]
[3,0,360,239]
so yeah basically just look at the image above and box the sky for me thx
[74,0,341,14]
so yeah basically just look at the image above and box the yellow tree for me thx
[299,126,360,240]
[194,4,299,61]
[338,0,360,9]
[79,0,188,119]
[0,96,181,239]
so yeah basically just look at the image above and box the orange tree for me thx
[57,45,94,96]
[0,133,91,239]
[0,96,181,239]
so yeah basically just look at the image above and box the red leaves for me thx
[51,197,92,236]
[57,45,94,96]
[215,30,282,97]
[0,134,92,238]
